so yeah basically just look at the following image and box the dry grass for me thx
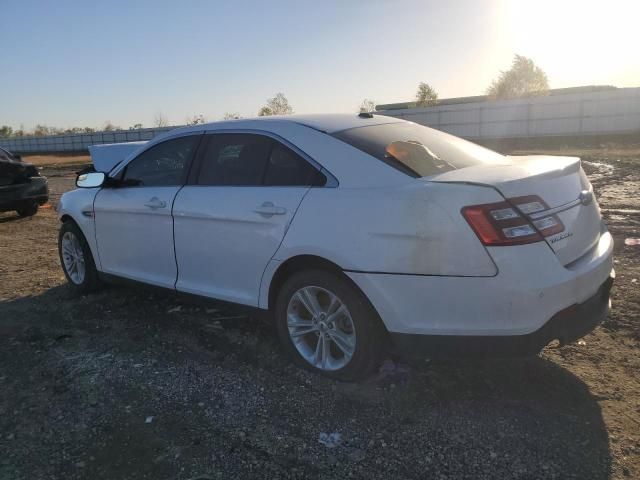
[22,153,90,167]
[508,146,640,158]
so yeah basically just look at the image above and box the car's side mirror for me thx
[76,171,106,188]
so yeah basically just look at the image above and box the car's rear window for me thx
[331,122,505,178]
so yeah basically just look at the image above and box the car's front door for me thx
[173,132,326,306]
[94,134,201,287]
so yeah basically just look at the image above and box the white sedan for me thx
[57,114,614,379]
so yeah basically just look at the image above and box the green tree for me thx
[129,123,143,130]
[487,55,549,99]
[358,99,376,113]
[0,125,13,138]
[258,93,293,116]
[415,82,438,107]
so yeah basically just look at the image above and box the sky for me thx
[1,0,638,130]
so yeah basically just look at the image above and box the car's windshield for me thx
[331,122,506,177]
[0,148,13,161]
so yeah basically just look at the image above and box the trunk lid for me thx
[428,155,602,265]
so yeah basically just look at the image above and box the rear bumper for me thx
[347,229,614,339]
[389,274,613,357]
[0,177,49,211]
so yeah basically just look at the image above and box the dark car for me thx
[0,147,49,217]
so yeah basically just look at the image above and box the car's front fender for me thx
[57,188,102,271]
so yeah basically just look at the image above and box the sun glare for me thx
[506,0,640,86]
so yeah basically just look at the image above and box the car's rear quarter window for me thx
[196,133,326,187]
[197,134,272,186]
[264,143,321,186]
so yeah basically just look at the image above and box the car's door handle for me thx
[144,197,167,209]
[254,202,287,217]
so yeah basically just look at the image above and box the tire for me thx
[275,269,385,381]
[58,220,101,293]
[16,202,38,217]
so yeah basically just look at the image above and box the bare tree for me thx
[358,99,376,113]
[154,112,169,127]
[186,114,206,126]
[487,55,549,100]
[223,112,242,120]
[33,124,52,136]
[63,127,86,134]
[415,82,438,107]
[258,93,293,116]
[103,121,120,132]
[129,123,143,130]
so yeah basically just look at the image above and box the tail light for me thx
[462,195,564,246]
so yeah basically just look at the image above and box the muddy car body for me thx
[0,147,49,217]
[56,114,614,379]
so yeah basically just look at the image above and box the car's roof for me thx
[115,113,413,187]
[193,113,405,134]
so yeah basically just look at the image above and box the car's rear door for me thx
[173,132,325,306]
[94,134,201,287]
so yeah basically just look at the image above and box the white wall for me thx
[378,87,640,139]
[2,87,639,153]
[0,126,176,154]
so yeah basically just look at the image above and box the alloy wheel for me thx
[61,231,86,285]
[286,286,356,371]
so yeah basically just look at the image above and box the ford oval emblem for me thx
[579,190,593,206]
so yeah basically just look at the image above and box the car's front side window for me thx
[123,135,198,187]
[0,148,11,161]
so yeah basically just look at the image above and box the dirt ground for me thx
[19,153,91,167]
[1,147,639,479]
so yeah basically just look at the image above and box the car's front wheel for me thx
[275,269,385,380]
[58,220,101,293]
[16,201,38,217]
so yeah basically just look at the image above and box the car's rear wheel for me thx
[275,269,385,380]
[58,220,100,293]
[16,201,38,217]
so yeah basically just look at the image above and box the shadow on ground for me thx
[0,285,612,479]
[0,213,26,224]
